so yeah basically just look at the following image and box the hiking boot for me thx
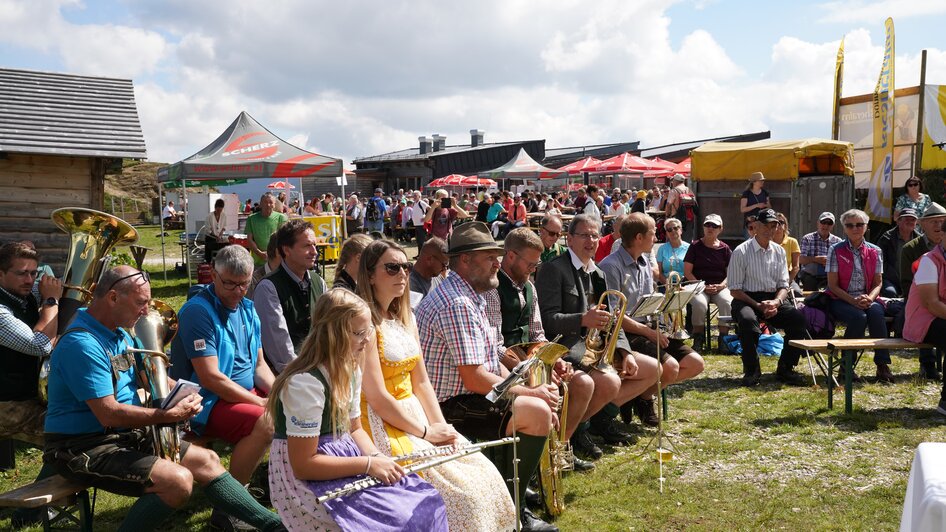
[920,361,942,381]
[570,428,603,460]
[775,368,807,387]
[588,418,636,445]
[634,396,660,427]
[742,357,761,387]
[876,363,895,384]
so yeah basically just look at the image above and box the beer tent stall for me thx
[479,147,569,191]
[689,138,855,242]
[156,111,343,281]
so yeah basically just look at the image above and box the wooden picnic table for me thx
[787,338,933,414]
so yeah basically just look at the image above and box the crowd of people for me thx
[3,171,946,530]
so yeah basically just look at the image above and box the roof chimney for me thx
[418,136,432,155]
[470,129,485,147]
[431,134,446,152]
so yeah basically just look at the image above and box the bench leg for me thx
[42,488,93,532]
[827,352,835,410]
[844,351,855,414]
[0,439,14,470]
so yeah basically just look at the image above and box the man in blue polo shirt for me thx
[43,265,284,532]
[170,245,275,510]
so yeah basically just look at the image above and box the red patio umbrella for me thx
[425,174,469,188]
[672,157,691,175]
[557,156,603,175]
[460,176,496,187]
[267,180,295,189]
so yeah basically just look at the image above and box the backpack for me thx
[674,187,698,222]
[366,198,381,222]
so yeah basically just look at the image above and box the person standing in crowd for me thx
[594,214,624,264]
[43,266,284,532]
[630,190,647,214]
[877,208,919,297]
[244,198,253,214]
[266,289,448,530]
[684,214,733,352]
[425,189,469,241]
[204,198,227,264]
[344,194,363,236]
[416,222,559,532]
[333,234,373,293]
[581,185,603,223]
[0,242,61,445]
[740,172,770,234]
[825,209,893,383]
[798,212,842,291]
[538,214,567,263]
[254,220,328,374]
[401,199,415,243]
[727,209,808,387]
[655,217,689,285]
[894,176,931,222]
[664,174,698,242]
[364,188,388,235]
[600,213,704,426]
[245,192,289,266]
[358,240,517,531]
[772,212,801,292]
[409,237,449,301]
[170,246,276,528]
[536,214,657,444]
[410,190,430,249]
[475,193,492,223]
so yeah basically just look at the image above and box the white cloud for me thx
[819,0,946,23]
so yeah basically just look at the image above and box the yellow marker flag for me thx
[866,18,895,223]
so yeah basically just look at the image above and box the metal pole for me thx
[183,183,191,287]
[159,183,167,283]
[915,50,928,175]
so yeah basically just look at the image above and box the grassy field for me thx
[3,232,944,530]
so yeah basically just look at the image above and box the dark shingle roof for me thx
[0,67,147,158]
[352,140,537,164]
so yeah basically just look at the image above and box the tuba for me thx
[505,341,571,516]
[38,208,139,405]
[126,299,182,462]
[581,290,628,373]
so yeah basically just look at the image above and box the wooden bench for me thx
[0,474,94,531]
[787,338,933,414]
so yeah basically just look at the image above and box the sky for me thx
[2,0,946,199]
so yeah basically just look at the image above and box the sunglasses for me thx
[383,262,413,275]
[666,226,682,232]
[541,227,562,238]
[907,182,920,187]
[104,270,150,293]
[844,222,867,229]
[703,223,720,229]
[820,220,834,225]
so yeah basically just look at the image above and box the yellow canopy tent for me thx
[691,138,855,181]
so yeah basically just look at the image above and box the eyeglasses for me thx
[844,222,867,229]
[104,270,150,293]
[383,262,413,275]
[819,220,834,226]
[907,182,920,187]
[218,277,251,291]
[512,250,540,270]
[666,226,681,232]
[9,269,39,278]
[573,232,601,241]
[703,223,720,229]
[541,227,562,238]
[351,324,375,342]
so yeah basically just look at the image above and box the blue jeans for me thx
[364,219,385,234]
[828,298,890,364]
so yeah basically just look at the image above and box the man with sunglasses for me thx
[538,214,567,263]
[170,245,276,528]
[728,208,809,387]
[254,219,328,374]
[43,266,284,532]
[799,212,842,291]
[0,242,61,446]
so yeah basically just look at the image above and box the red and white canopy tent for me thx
[155,111,343,282]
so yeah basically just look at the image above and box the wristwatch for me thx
[43,297,58,307]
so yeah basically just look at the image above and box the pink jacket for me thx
[826,240,881,299]
[904,246,946,343]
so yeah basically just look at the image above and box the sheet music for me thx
[661,281,704,313]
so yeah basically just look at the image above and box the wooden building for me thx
[0,68,146,271]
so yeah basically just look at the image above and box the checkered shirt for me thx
[0,287,52,358]
[416,271,503,402]
[800,231,842,275]
[483,270,547,348]
[826,240,883,298]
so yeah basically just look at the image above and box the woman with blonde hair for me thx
[773,212,801,293]
[356,240,516,531]
[267,289,447,531]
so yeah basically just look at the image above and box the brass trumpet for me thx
[665,271,689,340]
[581,290,628,373]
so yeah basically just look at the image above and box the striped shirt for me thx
[416,271,502,402]
[727,237,789,293]
[483,271,547,347]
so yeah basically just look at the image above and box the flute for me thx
[317,437,517,504]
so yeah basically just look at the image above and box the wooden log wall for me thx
[0,153,104,273]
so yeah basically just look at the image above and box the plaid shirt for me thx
[416,271,502,402]
[800,231,842,275]
[0,287,52,358]
[483,270,547,348]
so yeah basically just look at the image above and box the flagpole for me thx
[915,50,928,174]
[831,37,845,140]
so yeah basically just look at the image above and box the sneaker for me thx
[521,507,558,532]
[588,418,637,445]
[570,429,603,460]
[634,396,660,427]
[210,509,255,531]
[936,399,946,417]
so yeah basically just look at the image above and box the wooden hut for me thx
[0,67,147,271]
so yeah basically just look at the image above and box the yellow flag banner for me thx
[866,17,895,223]
[832,37,845,140]
[921,84,946,170]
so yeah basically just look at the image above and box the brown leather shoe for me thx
[876,363,895,384]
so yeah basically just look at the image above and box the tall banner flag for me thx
[921,85,946,170]
[866,18,895,223]
[831,37,845,140]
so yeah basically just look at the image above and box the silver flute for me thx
[316,437,516,504]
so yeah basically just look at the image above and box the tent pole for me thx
[183,184,192,287]
[159,183,167,283]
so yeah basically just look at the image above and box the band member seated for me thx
[826,209,893,383]
[535,214,658,442]
[254,219,328,374]
[43,266,284,531]
[484,228,599,468]
[170,246,275,497]
[0,242,61,445]
[358,240,517,531]
[267,289,448,531]
[727,209,809,387]
[416,222,558,532]
[599,213,705,426]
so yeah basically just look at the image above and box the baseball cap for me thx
[818,212,836,223]
[703,214,723,226]
[898,208,918,219]
[374,188,384,193]
[756,209,778,224]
